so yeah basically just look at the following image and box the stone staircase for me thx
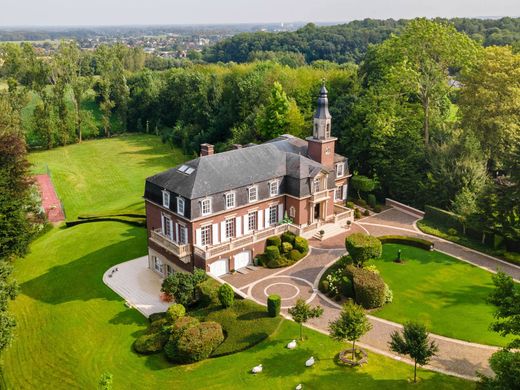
[311,222,350,241]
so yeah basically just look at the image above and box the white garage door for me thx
[234,250,252,270]
[209,258,229,277]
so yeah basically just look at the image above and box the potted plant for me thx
[346,220,352,230]
[319,230,325,239]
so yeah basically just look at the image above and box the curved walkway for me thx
[223,207,519,380]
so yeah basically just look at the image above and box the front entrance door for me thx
[314,203,320,221]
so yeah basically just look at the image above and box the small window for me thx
[201,198,211,216]
[153,256,163,273]
[162,190,170,208]
[335,186,342,201]
[269,181,279,197]
[165,264,174,276]
[336,162,344,177]
[162,215,172,239]
[178,226,188,244]
[200,225,211,246]
[248,211,257,231]
[225,218,236,239]
[177,197,185,216]
[225,192,235,209]
[313,178,320,193]
[325,122,331,138]
[269,205,278,225]
[289,206,296,218]
[248,186,258,202]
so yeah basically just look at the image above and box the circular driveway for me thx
[249,275,316,309]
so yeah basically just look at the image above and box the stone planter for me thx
[338,348,368,367]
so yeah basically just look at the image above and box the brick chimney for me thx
[200,143,214,157]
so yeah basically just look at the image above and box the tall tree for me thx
[288,299,323,340]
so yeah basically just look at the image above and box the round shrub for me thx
[197,279,220,307]
[352,268,386,309]
[358,199,368,207]
[345,233,382,267]
[346,201,355,209]
[288,249,305,262]
[133,332,169,354]
[164,316,200,361]
[319,279,330,293]
[294,236,309,254]
[341,276,355,298]
[166,303,186,323]
[266,236,282,248]
[373,205,382,213]
[281,242,293,254]
[281,231,296,245]
[169,321,224,363]
[265,245,281,262]
[367,194,377,208]
[448,228,458,236]
[363,209,370,216]
[267,294,281,317]
[218,283,234,308]
[354,208,362,219]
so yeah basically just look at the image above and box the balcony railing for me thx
[193,223,302,260]
[311,190,329,203]
[333,204,354,223]
[150,229,191,261]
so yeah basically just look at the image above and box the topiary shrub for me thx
[319,279,330,293]
[281,242,293,254]
[266,256,293,268]
[341,276,355,298]
[288,249,305,262]
[363,209,370,216]
[166,303,186,323]
[294,236,309,254]
[346,201,355,209]
[352,268,386,309]
[164,316,200,361]
[358,199,368,208]
[265,245,281,263]
[197,278,220,307]
[218,283,235,308]
[281,231,296,245]
[345,233,382,267]
[367,194,377,208]
[266,236,282,248]
[354,208,362,219]
[373,205,382,213]
[133,332,169,354]
[169,321,224,363]
[267,295,281,317]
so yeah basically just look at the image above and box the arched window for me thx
[325,122,331,138]
[289,206,296,218]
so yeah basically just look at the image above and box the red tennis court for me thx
[34,174,65,223]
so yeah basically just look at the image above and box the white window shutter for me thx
[265,208,270,227]
[243,215,249,234]
[220,221,226,242]
[343,185,347,200]
[257,210,263,230]
[175,223,179,242]
[169,220,174,240]
[212,224,219,244]
[278,204,283,223]
[236,216,242,237]
[161,215,165,235]
[195,228,202,246]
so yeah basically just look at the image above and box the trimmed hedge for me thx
[281,231,296,245]
[288,249,305,262]
[218,283,234,308]
[345,233,382,266]
[294,236,309,254]
[267,256,293,268]
[265,245,281,263]
[169,321,224,363]
[266,236,282,248]
[377,235,434,251]
[66,216,146,227]
[351,267,386,309]
[281,242,293,253]
[424,205,463,231]
[267,295,281,317]
[133,332,169,354]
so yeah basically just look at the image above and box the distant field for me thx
[29,134,185,219]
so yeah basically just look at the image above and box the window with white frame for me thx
[289,206,296,218]
[313,178,321,193]
[200,225,211,246]
[336,162,344,177]
[177,197,185,216]
[162,215,173,239]
[153,256,163,273]
[225,218,236,239]
[269,180,279,197]
[335,186,342,201]
[225,192,236,209]
[269,205,278,225]
[200,198,211,216]
[178,226,188,244]
[248,211,257,231]
[162,190,170,208]
[248,186,258,202]
[165,264,174,277]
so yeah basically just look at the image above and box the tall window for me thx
[162,190,170,208]
[269,205,278,225]
[248,211,257,231]
[225,192,235,209]
[313,178,321,193]
[177,197,185,216]
[162,215,172,239]
[165,264,174,277]
[153,256,163,273]
[200,225,211,246]
[248,186,258,202]
[289,206,296,218]
[201,198,211,216]
[269,181,279,197]
[336,162,344,177]
[225,219,236,239]
[178,226,187,244]
[335,186,342,201]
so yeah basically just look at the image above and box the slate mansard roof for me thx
[146,134,347,200]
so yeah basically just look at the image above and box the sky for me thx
[0,0,519,26]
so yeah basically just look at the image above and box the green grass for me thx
[1,136,473,388]
[369,244,514,346]
[29,134,185,219]
[417,219,520,266]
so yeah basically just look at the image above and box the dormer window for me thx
[225,192,236,209]
[336,162,344,177]
[177,197,185,216]
[162,190,170,208]
[248,186,258,203]
[269,180,279,197]
[313,178,321,193]
[200,198,212,216]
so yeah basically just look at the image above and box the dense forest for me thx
[204,17,520,63]
[0,18,519,253]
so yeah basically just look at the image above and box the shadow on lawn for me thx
[428,284,494,308]
[20,225,147,305]
[118,136,187,169]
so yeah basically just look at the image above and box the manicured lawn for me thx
[1,136,472,388]
[29,134,186,219]
[369,244,514,346]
